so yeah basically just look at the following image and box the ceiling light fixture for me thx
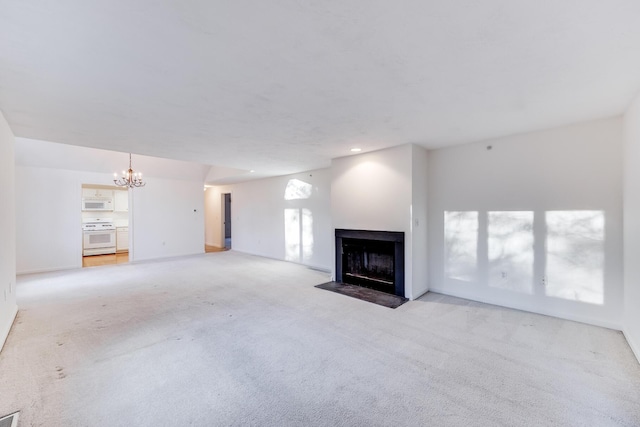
[114,153,146,188]
[350,148,362,152]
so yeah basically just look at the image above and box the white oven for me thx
[82,218,117,256]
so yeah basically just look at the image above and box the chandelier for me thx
[114,153,146,188]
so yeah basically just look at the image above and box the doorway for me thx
[223,193,232,249]
[81,184,131,268]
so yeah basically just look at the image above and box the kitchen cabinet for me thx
[114,190,129,212]
[116,227,129,252]
[83,188,113,199]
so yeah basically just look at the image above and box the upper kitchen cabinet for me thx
[114,190,129,212]
[82,187,114,199]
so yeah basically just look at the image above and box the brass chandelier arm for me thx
[114,153,146,188]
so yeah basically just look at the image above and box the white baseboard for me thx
[428,286,622,331]
[17,264,79,275]
[623,329,640,364]
[232,248,332,274]
[410,288,429,301]
[0,304,18,354]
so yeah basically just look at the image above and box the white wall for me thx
[623,94,640,362]
[331,144,429,299]
[213,169,332,271]
[411,145,429,298]
[428,118,624,329]
[15,138,206,273]
[0,111,17,352]
[16,166,94,273]
[130,176,204,262]
[332,145,413,231]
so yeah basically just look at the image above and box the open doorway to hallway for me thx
[223,193,231,249]
[204,188,231,253]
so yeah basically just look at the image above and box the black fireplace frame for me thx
[335,229,405,297]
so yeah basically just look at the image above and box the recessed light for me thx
[350,148,362,152]
[250,170,255,173]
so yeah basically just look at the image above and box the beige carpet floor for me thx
[1,251,639,426]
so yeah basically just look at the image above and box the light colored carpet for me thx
[1,251,639,426]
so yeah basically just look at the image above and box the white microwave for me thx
[82,197,113,211]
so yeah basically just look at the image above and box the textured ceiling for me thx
[2,1,640,180]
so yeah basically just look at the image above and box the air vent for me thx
[0,412,19,427]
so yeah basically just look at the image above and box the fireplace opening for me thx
[342,238,394,293]
[335,229,405,297]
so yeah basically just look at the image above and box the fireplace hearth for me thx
[335,229,405,297]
